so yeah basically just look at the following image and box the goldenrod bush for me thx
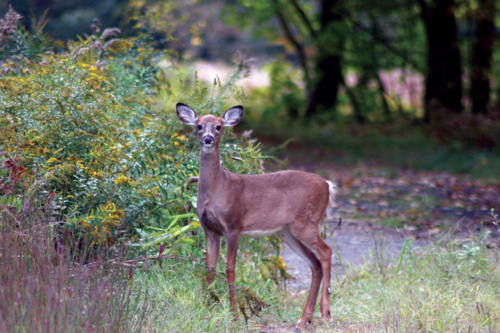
[0,11,264,256]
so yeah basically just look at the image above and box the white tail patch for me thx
[326,180,336,219]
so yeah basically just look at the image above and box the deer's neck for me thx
[199,148,223,193]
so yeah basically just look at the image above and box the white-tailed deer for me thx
[176,103,335,328]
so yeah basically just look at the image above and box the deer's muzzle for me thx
[202,135,214,146]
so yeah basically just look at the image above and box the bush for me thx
[1,10,286,328]
[245,59,306,123]
[0,8,265,257]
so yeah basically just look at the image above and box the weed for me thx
[324,236,500,332]
[0,180,151,332]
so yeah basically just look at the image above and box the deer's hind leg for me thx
[287,221,333,320]
[279,227,323,328]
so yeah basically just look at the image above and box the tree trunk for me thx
[341,76,365,124]
[470,0,495,115]
[375,73,392,123]
[305,0,343,118]
[418,0,462,124]
[273,0,312,97]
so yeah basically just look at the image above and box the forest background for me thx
[1,0,500,331]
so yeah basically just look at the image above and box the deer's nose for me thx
[203,135,214,145]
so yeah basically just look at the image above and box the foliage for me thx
[0,6,51,62]
[0,14,290,327]
[2,0,128,41]
[0,10,265,259]
[248,59,306,122]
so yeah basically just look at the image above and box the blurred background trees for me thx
[2,0,500,141]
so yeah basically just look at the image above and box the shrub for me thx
[1,10,284,327]
[0,9,265,257]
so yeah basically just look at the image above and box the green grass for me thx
[130,258,290,332]
[131,263,235,332]
[324,236,500,332]
[3,187,498,333]
[124,231,500,332]
[245,121,500,182]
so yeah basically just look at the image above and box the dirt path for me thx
[281,219,429,292]
[278,159,500,292]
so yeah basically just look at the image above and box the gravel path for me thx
[280,218,430,292]
[274,157,500,292]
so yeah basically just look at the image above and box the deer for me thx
[176,103,336,328]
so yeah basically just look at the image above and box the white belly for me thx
[240,226,284,238]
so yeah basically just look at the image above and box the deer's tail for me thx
[325,180,336,219]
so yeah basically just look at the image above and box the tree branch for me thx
[272,0,311,93]
[349,18,423,72]
[289,0,317,39]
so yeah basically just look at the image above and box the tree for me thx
[225,0,345,119]
[4,0,129,41]
[470,0,496,115]
[417,0,463,124]
[305,0,343,118]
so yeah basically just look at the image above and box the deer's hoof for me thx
[320,310,331,318]
[295,318,312,329]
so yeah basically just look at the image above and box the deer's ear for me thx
[221,106,243,127]
[176,103,198,126]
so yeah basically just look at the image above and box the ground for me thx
[281,154,499,287]
[258,145,499,331]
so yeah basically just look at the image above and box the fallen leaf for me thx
[428,227,441,234]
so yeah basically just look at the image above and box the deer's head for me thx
[176,103,243,154]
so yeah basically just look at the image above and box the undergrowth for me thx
[297,219,500,332]
[329,239,500,332]
[0,186,151,332]
[130,261,277,332]
[0,7,285,331]
[0,7,265,255]
[246,121,500,182]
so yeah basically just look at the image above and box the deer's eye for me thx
[197,124,203,130]
[216,125,221,131]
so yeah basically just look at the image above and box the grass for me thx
[131,263,235,332]
[128,228,500,332]
[0,205,151,332]
[325,235,500,332]
[129,253,293,332]
[244,120,500,182]
[2,192,499,332]
[262,229,500,332]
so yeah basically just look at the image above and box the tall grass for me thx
[0,189,151,332]
[309,229,500,332]
[131,263,235,332]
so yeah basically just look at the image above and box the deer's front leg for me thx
[205,230,221,286]
[225,231,240,314]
